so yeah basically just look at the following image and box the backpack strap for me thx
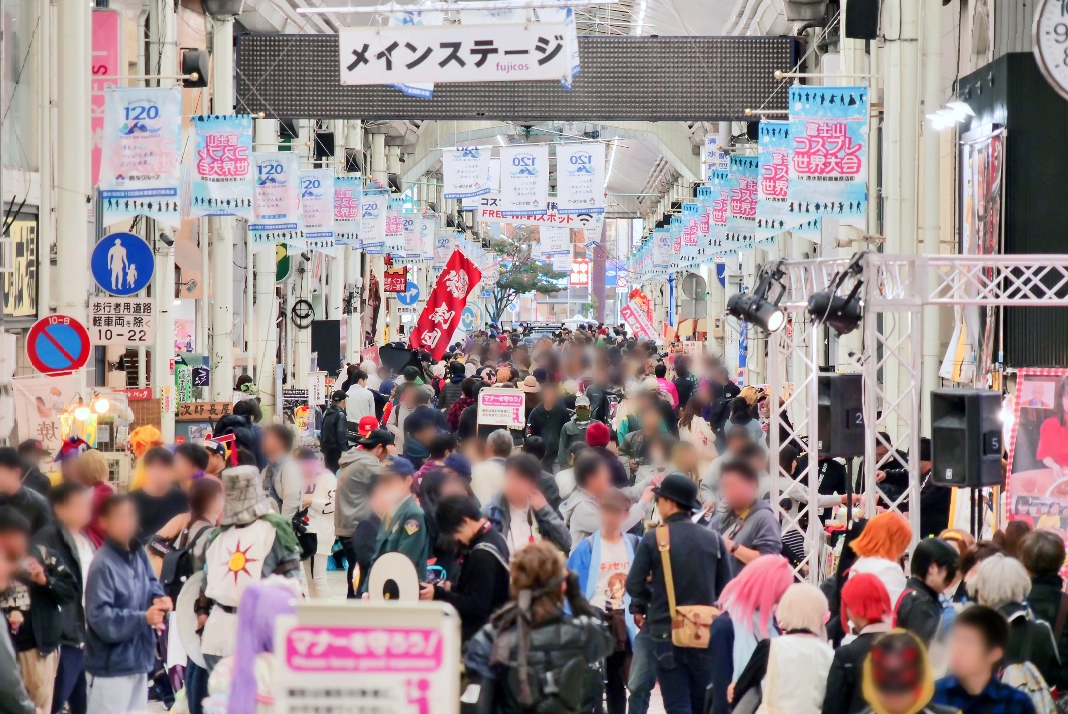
[655,524,676,620]
[1054,594,1068,644]
[891,588,914,628]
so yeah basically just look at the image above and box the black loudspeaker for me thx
[930,389,1004,487]
[310,320,342,375]
[181,49,209,88]
[313,132,334,160]
[817,373,864,458]
[279,119,299,140]
[844,0,880,39]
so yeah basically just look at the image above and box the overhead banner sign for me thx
[727,155,758,251]
[707,169,730,254]
[338,22,573,85]
[620,300,658,341]
[787,85,869,241]
[384,198,406,256]
[300,169,335,254]
[757,121,790,242]
[100,86,182,228]
[500,144,549,216]
[555,142,605,215]
[189,115,255,220]
[477,194,576,227]
[387,10,443,99]
[334,175,361,247]
[361,188,389,254]
[250,152,302,251]
[442,147,493,199]
[538,225,571,257]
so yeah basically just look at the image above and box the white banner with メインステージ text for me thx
[338,23,572,85]
[500,144,550,216]
[100,86,183,229]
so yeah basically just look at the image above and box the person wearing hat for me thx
[438,361,468,413]
[319,390,349,473]
[624,472,733,714]
[566,488,642,714]
[17,440,53,497]
[364,455,428,594]
[199,439,227,478]
[336,429,395,598]
[557,395,594,468]
[708,459,782,577]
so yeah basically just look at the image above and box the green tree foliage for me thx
[485,226,569,325]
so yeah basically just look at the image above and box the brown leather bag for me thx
[656,524,719,648]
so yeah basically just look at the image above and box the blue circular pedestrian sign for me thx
[397,281,420,306]
[91,232,155,296]
[460,304,483,331]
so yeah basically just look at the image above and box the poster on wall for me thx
[189,115,255,220]
[12,374,81,465]
[99,86,183,228]
[249,152,302,251]
[2,216,38,318]
[787,85,868,242]
[1006,369,1068,541]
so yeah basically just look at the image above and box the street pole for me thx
[254,118,279,421]
[55,0,91,324]
[921,0,943,434]
[329,119,345,327]
[346,119,364,360]
[36,0,52,318]
[209,14,235,401]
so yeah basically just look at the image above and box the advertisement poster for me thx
[727,155,758,251]
[651,228,671,275]
[757,121,791,243]
[334,175,362,247]
[681,202,701,268]
[620,300,658,341]
[300,169,335,254]
[421,214,436,261]
[249,152,303,250]
[91,10,122,186]
[500,144,549,216]
[477,193,576,227]
[189,115,255,220]
[787,85,869,241]
[1006,369,1068,540]
[477,387,527,428]
[361,188,389,254]
[99,87,182,229]
[555,142,605,215]
[707,169,730,255]
[384,198,406,256]
[12,374,81,464]
[538,225,571,257]
[442,146,493,199]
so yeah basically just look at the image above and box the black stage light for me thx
[726,261,786,333]
[807,253,865,334]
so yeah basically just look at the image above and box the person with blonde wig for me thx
[848,512,912,606]
[730,583,835,714]
[124,425,164,491]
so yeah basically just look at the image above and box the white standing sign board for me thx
[477,386,526,428]
[339,23,572,85]
[88,297,155,345]
[273,601,460,714]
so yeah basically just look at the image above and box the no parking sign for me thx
[26,315,92,374]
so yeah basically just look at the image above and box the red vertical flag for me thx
[408,249,482,360]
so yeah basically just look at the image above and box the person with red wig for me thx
[585,422,628,488]
[822,573,893,714]
[848,511,913,606]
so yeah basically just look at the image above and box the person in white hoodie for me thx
[345,368,377,423]
[559,451,656,548]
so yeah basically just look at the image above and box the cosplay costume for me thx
[199,465,300,660]
[856,631,959,714]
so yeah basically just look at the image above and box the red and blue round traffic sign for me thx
[26,315,91,375]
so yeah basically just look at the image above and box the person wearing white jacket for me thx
[678,400,718,476]
[295,449,336,599]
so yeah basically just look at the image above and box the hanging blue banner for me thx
[249,152,303,252]
[757,121,791,243]
[189,115,255,220]
[787,86,869,241]
[727,155,758,251]
[707,170,730,256]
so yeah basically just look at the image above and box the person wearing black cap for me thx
[624,472,733,714]
[336,428,395,598]
[319,390,349,472]
[17,440,52,497]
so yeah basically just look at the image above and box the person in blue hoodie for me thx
[84,494,170,714]
[566,488,642,714]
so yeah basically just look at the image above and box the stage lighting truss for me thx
[769,252,1068,585]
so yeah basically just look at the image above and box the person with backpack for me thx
[566,489,640,714]
[319,391,349,473]
[464,541,614,714]
[967,554,1066,697]
[858,631,960,714]
[933,605,1038,714]
[895,538,960,647]
[1021,529,1068,674]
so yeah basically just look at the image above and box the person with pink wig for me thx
[709,554,794,714]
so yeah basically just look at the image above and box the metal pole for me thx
[36,0,52,317]
[921,0,943,435]
[328,119,346,324]
[209,15,235,400]
[254,118,279,421]
[55,0,91,323]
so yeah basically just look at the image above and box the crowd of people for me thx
[0,323,1060,714]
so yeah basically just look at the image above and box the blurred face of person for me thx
[262,431,288,461]
[55,490,92,532]
[721,470,757,512]
[541,386,558,409]
[674,447,698,474]
[173,454,200,485]
[102,500,139,547]
[0,464,20,496]
[144,458,174,492]
[0,529,28,591]
[502,470,535,507]
[695,382,713,407]
[206,452,226,475]
[946,623,1002,685]
[412,424,437,447]
[299,457,322,483]
[599,504,627,535]
[439,476,469,499]
[380,476,412,508]
[641,407,662,436]
[400,387,419,409]
[369,484,393,519]
[746,449,767,476]
[725,432,750,456]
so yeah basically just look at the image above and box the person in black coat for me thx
[17,440,53,497]
[525,384,571,472]
[822,572,896,714]
[319,391,349,472]
[0,447,51,534]
[32,483,94,714]
[1022,529,1068,672]
[422,495,511,643]
[895,538,959,647]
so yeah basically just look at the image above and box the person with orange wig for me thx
[125,425,164,491]
[823,573,894,714]
[848,511,912,606]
